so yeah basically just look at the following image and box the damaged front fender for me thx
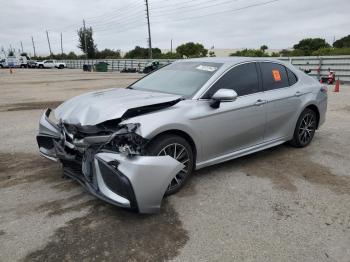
[37,109,184,214]
[37,109,61,161]
[95,152,184,213]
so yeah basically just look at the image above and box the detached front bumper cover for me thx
[37,109,184,213]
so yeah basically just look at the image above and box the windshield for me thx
[131,61,222,97]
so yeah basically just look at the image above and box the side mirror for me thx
[210,89,237,108]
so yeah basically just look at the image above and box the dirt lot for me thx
[0,69,349,262]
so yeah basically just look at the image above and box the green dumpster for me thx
[94,62,109,72]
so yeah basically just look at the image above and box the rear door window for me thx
[203,62,260,98]
[259,62,289,91]
[286,67,298,86]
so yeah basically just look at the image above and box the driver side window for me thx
[203,62,260,99]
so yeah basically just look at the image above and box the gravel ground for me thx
[0,69,349,262]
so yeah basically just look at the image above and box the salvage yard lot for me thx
[0,69,349,262]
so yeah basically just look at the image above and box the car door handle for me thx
[254,99,267,106]
[295,91,302,97]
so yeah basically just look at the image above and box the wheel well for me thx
[150,129,197,164]
[306,104,320,128]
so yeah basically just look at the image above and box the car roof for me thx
[174,57,289,68]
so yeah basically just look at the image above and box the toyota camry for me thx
[37,57,327,213]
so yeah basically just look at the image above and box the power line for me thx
[151,0,239,12]
[151,0,280,23]
[5,0,281,56]
[49,2,145,33]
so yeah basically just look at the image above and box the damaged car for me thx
[37,57,327,213]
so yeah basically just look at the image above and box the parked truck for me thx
[0,56,28,68]
[35,60,66,69]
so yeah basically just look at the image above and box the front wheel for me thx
[289,108,317,147]
[147,134,194,196]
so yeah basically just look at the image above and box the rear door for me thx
[258,62,301,141]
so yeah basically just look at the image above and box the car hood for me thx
[54,88,182,126]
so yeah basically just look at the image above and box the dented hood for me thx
[55,88,182,126]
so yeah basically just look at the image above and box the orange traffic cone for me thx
[334,79,340,92]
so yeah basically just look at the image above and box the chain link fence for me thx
[61,56,350,82]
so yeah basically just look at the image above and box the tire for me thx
[289,108,317,147]
[147,134,194,196]
[39,65,44,69]
[59,65,64,69]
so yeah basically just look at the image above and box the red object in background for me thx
[334,80,340,92]
[320,71,336,85]
[328,72,335,84]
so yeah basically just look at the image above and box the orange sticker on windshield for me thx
[272,70,281,81]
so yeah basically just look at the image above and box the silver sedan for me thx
[37,57,327,213]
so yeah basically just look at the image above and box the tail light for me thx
[320,86,328,93]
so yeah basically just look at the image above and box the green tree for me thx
[176,42,208,58]
[208,50,216,57]
[96,49,121,59]
[260,45,268,52]
[293,38,330,56]
[67,51,78,59]
[124,46,161,59]
[312,47,350,56]
[333,35,350,48]
[159,52,182,59]
[77,26,97,58]
[230,48,265,57]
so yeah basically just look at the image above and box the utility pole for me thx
[31,36,36,57]
[145,0,152,59]
[20,41,24,53]
[46,30,53,57]
[83,20,88,59]
[60,32,63,55]
[170,39,173,53]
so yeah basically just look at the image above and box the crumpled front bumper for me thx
[37,109,184,213]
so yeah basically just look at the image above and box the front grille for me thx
[61,159,82,174]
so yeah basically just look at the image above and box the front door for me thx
[193,62,267,162]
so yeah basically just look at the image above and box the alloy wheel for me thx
[298,113,316,145]
[157,143,190,192]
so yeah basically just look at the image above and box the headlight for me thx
[107,123,148,156]
[47,109,60,125]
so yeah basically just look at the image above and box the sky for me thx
[0,0,349,56]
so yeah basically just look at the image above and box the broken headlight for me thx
[47,109,60,126]
[107,123,148,156]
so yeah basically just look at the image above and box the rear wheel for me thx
[289,108,317,147]
[59,64,64,69]
[39,64,44,69]
[147,134,194,195]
